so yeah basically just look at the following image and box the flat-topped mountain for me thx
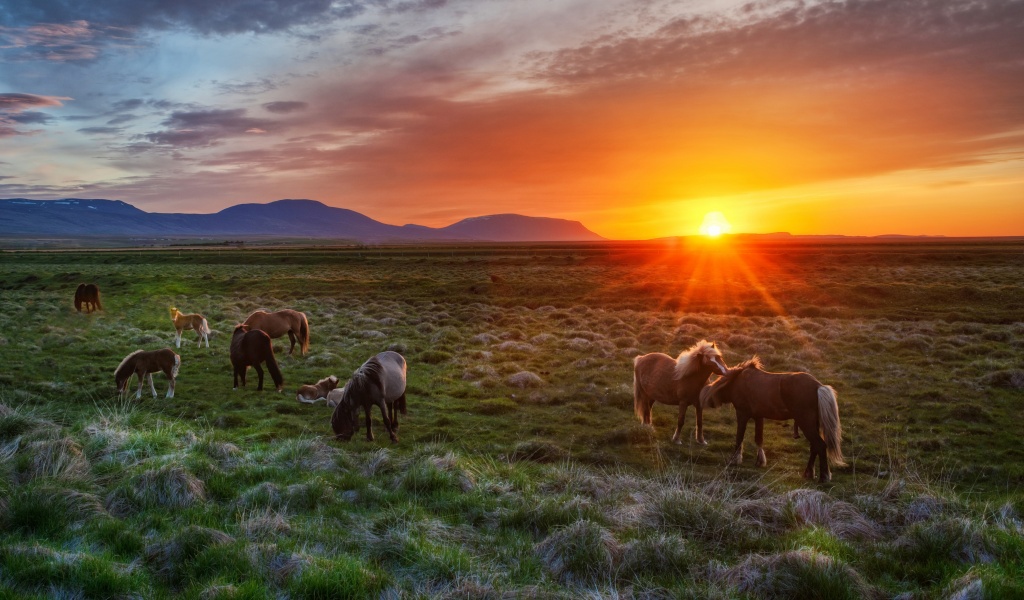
[0,198,605,242]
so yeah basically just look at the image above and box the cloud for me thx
[214,78,280,96]
[0,19,132,62]
[263,101,309,114]
[0,0,368,36]
[0,93,69,136]
[137,108,278,148]
[78,126,124,135]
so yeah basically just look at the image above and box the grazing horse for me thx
[633,340,729,444]
[230,325,283,392]
[242,309,309,355]
[296,375,340,404]
[115,349,180,399]
[700,357,846,483]
[330,351,407,443]
[74,283,102,313]
[169,307,211,348]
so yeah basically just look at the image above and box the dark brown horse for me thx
[115,349,179,399]
[330,351,406,443]
[74,283,102,313]
[242,309,309,355]
[700,357,846,482]
[230,325,283,392]
[633,340,729,444]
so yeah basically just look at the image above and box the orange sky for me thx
[2,0,1023,238]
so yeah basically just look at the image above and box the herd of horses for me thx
[85,282,847,482]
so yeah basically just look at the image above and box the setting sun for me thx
[699,211,732,237]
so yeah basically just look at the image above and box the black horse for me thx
[700,357,845,482]
[230,325,283,392]
[74,283,102,313]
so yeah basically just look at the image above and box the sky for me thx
[1,0,1023,239]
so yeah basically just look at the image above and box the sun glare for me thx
[699,211,731,237]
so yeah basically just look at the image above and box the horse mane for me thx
[735,356,763,371]
[341,359,384,408]
[673,339,723,380]
[114,350,143,381]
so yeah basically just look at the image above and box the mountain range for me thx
[0,198,605,242]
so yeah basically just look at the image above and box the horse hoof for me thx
[696,438,708,446]
[672,437,682,445]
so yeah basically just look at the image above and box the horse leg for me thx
[793,421,800,439]
[287,331,297,355]
[796,414,819,480]
[148,373,158,398]
[671,403,687,445]
[254,363,265,391]
[755,418,767,467]
[377,398,398,443]
[695,402,707,446]
[388,401,399,432]
[731,412,750,465]
[165,369,175,398]
[175,329,182,348]
[364,405,374,441]
[134,374,144,400]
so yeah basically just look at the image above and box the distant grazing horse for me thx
[330,351,407,443]
[115,348,180,399]
[230,325,283,392]
[170,307,211,348]
[700,357,846,482]
[633,340,729,444]
[296,375,340,404]
[242,309,309,355]
[74,283,102,313]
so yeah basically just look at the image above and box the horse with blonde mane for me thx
[296,375,339,404]
[242,309,309,355]
[115,348,180,399]
[700,357,846,483]
[74,283,102,313]
[633,340,729,444]
[170,307,211,348]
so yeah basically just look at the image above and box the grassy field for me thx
[0,240,1022,598]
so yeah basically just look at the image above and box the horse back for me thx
[634,352,693,405]
[375,351,407,402]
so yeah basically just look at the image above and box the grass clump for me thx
[535,519,621,585]
[0,543,148,599]
[715,549,875,600]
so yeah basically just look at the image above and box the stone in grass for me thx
[507,371,544,388]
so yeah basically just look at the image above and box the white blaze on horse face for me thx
[708,355,728,375]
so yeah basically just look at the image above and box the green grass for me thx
[0,241,1022,597]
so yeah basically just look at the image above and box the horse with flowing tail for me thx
[633,340,729,444]
[330,351,406,443]
[297,375,340,404]
[700,357,846,482]
[170,307,211,348]
[74,283,102,313]
[115,349,180,399]
[230,325,283,392]
[242,309,309,355]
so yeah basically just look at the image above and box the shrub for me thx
[535,519,621,585]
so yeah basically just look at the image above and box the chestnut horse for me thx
[700,357,846,482]
[296,375,339,404]
[330,351,406,443]
[242,309,309,355]
[74,283,102,313]
[170,307,211,348]
[115,349,180,399]
[230,325,283,392]
[633,340,729,444]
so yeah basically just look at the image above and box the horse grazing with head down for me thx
[170,307,211,348]
[296,375,339,404]
[242,309,309,355]
[700,357,846,482]
[330,351,406,443]
[633,340,729,444]
[74,283,102,313]
[115,348,180,399]
[230,325,283,392]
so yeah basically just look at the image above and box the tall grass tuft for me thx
[535,519,621,585]
[715,550,875,600]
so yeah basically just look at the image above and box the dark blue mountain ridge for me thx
[0,198,606,242]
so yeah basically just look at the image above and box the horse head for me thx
[330,393,359,441]
[702,341,729,376]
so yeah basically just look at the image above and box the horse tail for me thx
[299,314,310,355]
[632,356,651,423]
[818,385,846,467]
[200,317,211,335]
[171,352,181,379]
[266,349,284,390]
[94,287,103,311]
[397,392,407,415]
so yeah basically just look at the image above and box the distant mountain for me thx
[0,198,605,242]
